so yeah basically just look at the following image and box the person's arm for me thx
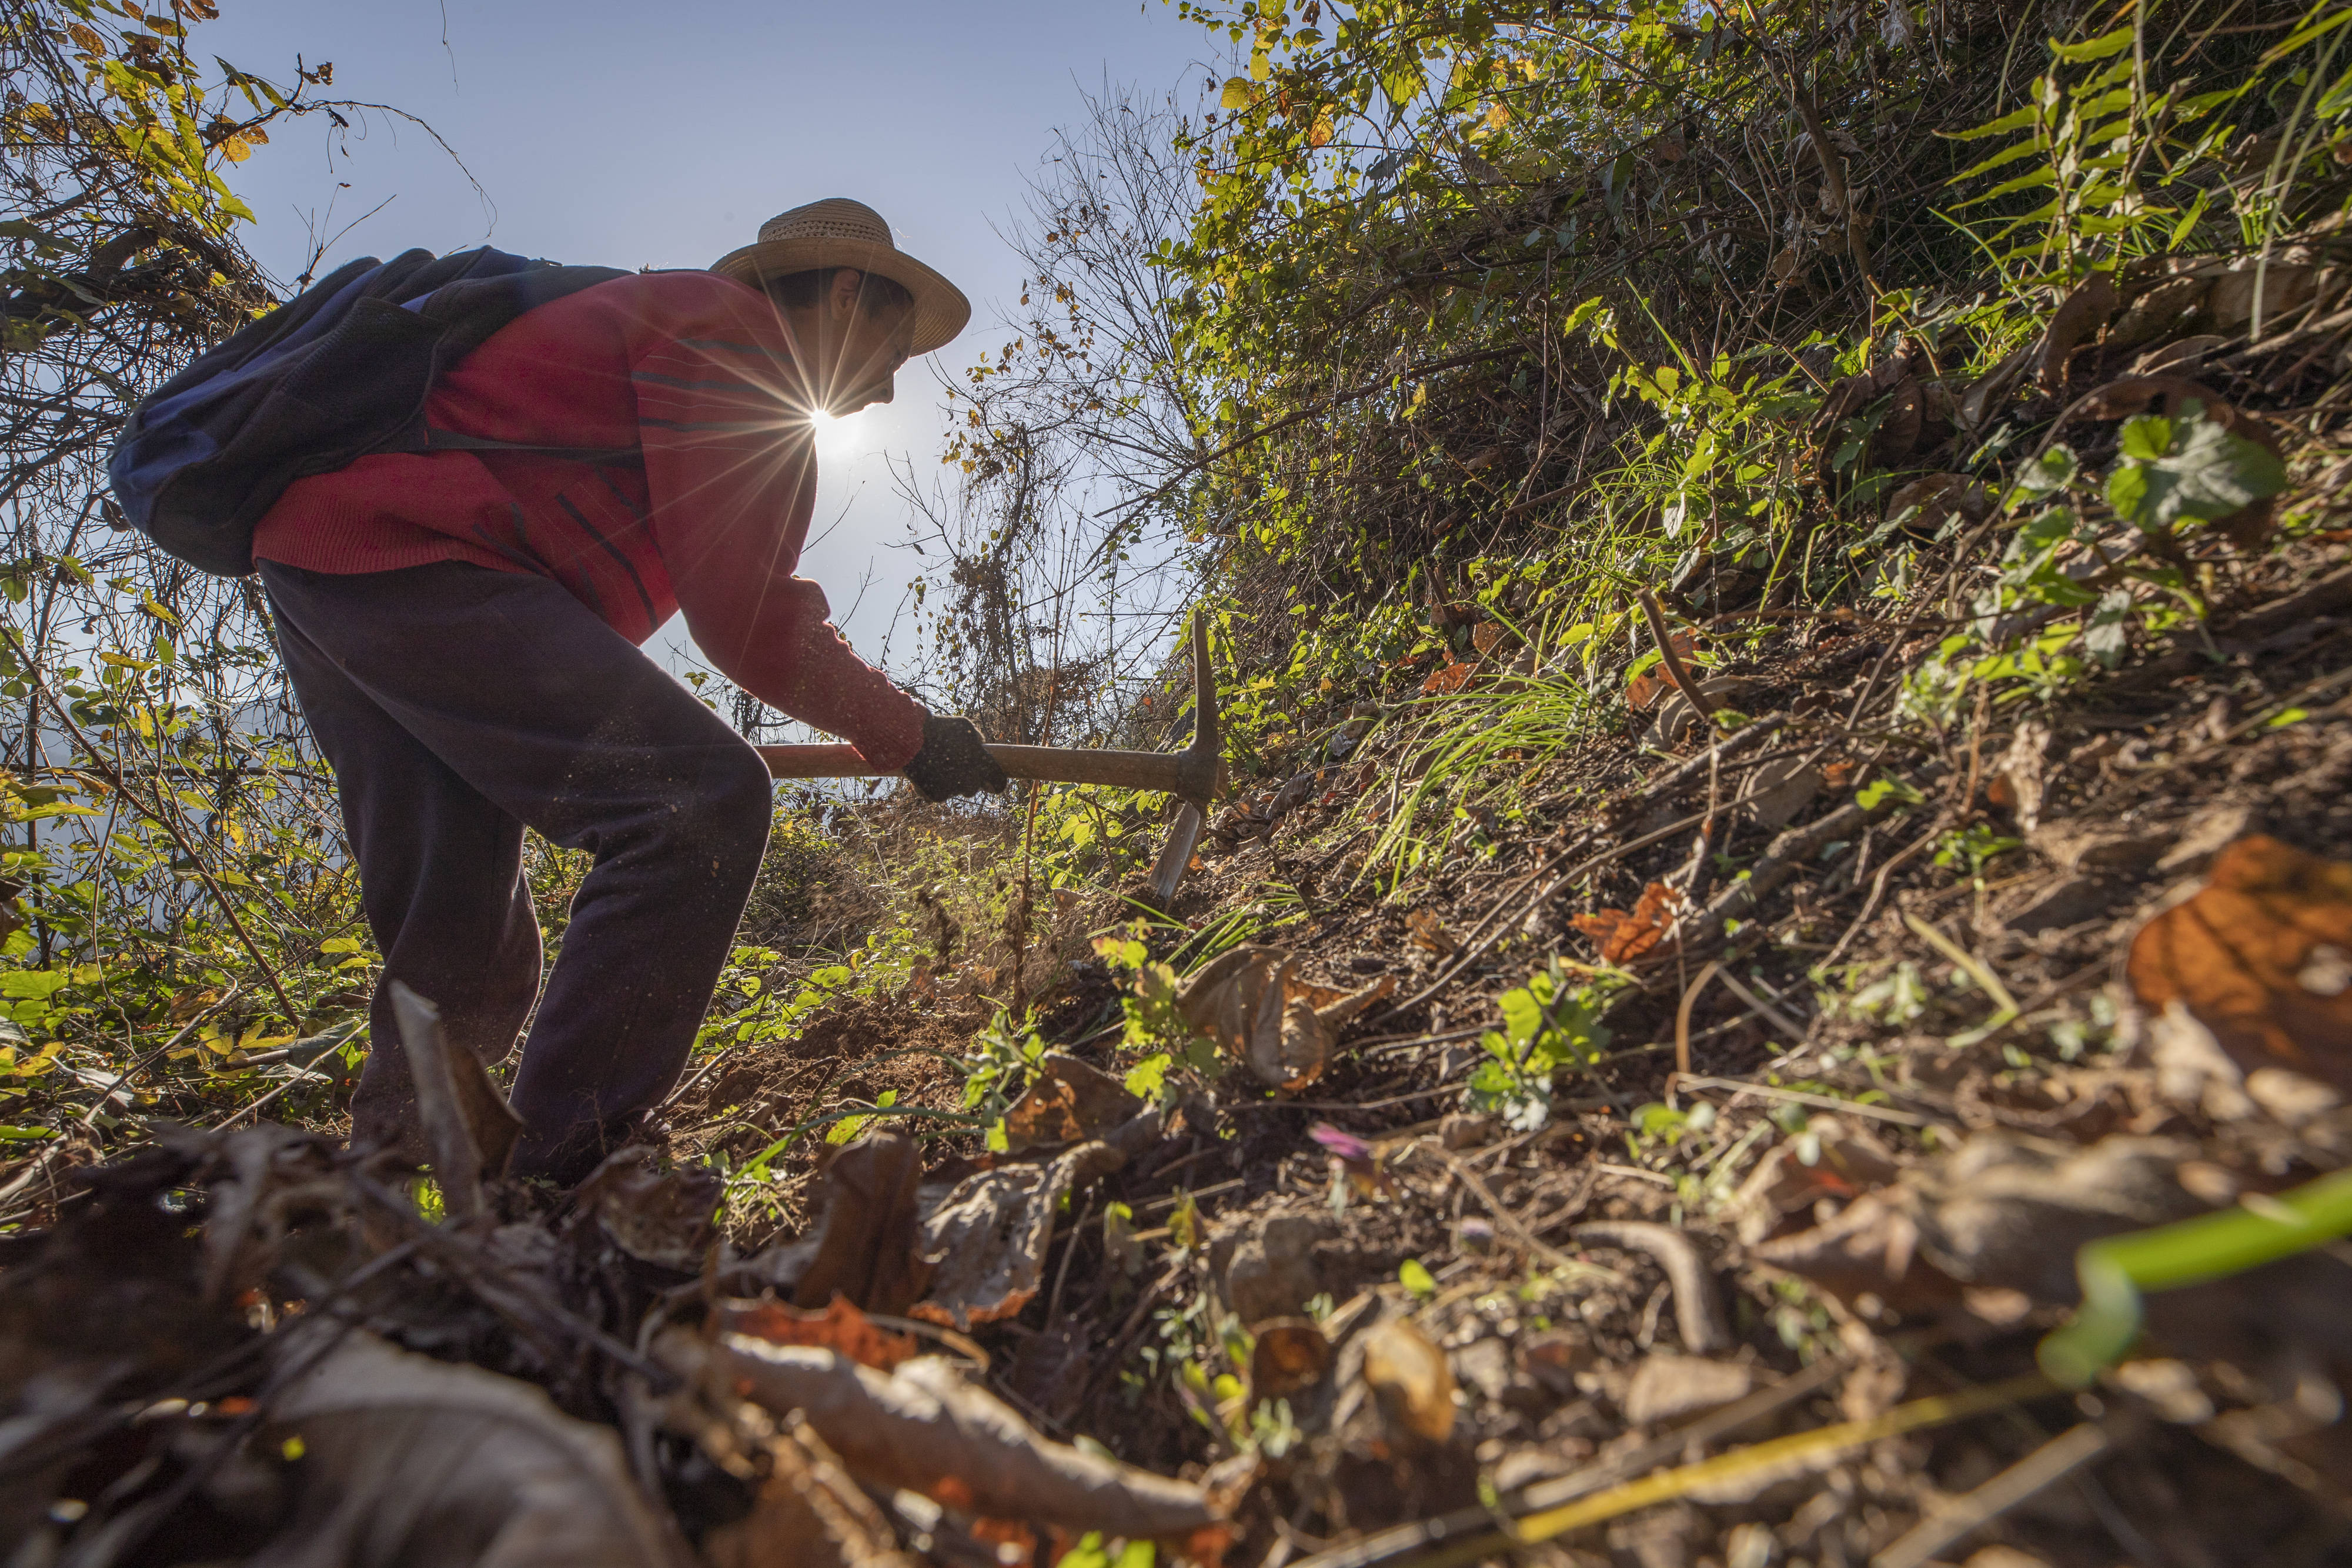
[627,281,926,769]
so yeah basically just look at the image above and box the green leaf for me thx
[1220,76,1254,111]
[1124,1052,1171,1099]
[0,970,71,1001]
[2014,444,2080,497]
[1947,102,2043,142]
[1398,1258,1437,1297]
[2116,413,2170,462]
[2049,26,2134,63]
[1858,777,1926,811]
[2105,408,2286,531]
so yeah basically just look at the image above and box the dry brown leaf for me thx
[1360,1318,1455,1445]
[1175,946,1392,1092]
[573,1145,721,1272]
[265,1328,683,1568]
[793,1132,932,1316]
[714,1295,920,1372]
[2106,272,2211,349]
[687,1335,1224,1540]
[1469,621,1511,657]
[1883,472,1993,534]
[2079,374,2278,446]
[914,1139,1132,1329]
[1249,1318,1332,1401]
[1957,343,2034,429]
[1573,881,1686,964]
[2037,269,2120,394]
[2126,834,2352,1093]
[1755,1134,2214,1319]
[1405,908,1457,957]
[2204,260,2320,333]
[1002,1052,1144,1151]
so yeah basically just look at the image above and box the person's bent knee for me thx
[689,743,773,884]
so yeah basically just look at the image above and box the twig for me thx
[662,1039,747,1112]
[1818,815,1946,971]
[1713,966,1808,1040]
[1287,1354,1852,1568]
[1902,911,2020,1026]
[1671,960,1720,1094]
[206,1065,336,1131]
[1638,589,1728,736]
[1426,1145,1579,1271]
[1569,1221,1729,1353]
[1871,1420,2117,1568]
[1675,1073,1935,1128]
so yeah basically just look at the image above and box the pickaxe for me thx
[754,609,1222,902]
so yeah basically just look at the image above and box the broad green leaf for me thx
[2049,26,2134,63]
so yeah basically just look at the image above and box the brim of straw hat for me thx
[710,234,971,357]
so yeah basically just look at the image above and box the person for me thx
[250,198,1008,1185]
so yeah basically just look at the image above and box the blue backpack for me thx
[109,246,631,576]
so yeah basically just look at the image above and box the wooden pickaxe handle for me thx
[751,608,1224,808]
[754,739,1202,796]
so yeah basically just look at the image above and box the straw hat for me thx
[710,198,970,356]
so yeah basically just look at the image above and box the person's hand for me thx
[903,713,1010,802]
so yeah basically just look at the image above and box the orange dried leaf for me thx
[1420,659,1477,696]
[1572,881,1686,964]
[2126,834,2352,1092]
[713,1295,920,1372]
[1627,631,1700,712]
[1405,908,1456,956]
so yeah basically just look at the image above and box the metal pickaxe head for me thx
[754,606,1225,898]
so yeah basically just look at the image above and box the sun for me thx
[807,407,861,459]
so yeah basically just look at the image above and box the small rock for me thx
[1997,874,2119,934]
[2246,1066,2341,1126]
[1489,1445,1578,1493]
[1608,1500,1702,1568]
[1451,1336,1514,1403]
[1723,1521,1778,1568]
[1742,756,1824,831]
[1965,1549,2056,1568]
[1215,1211,1337,1323]
[1439,1112,1499,1150]
[2031,817,2172,874]
[1621,1355,1756,1425]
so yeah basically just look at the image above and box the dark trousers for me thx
[260,561,772,1183]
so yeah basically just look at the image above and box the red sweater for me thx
[249,269,927,770]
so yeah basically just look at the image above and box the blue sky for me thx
[199,0,1219,701]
